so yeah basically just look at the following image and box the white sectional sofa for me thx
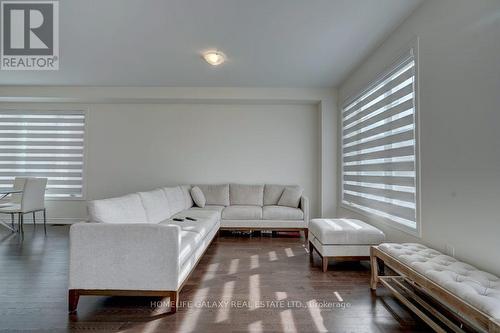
[69,183,309,312]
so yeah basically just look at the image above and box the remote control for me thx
[186,217,197,221]
[173,218,184,221]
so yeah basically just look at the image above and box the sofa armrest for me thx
[69,222,181,291]
[300,195,309,226]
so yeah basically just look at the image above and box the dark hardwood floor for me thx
[0,225,431,333]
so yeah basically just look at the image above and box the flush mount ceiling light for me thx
[202,50,226,66]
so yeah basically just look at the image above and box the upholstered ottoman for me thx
[308,218,385,272]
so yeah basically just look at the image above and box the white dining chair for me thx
[0,177,26,207]
[0,177,48,234]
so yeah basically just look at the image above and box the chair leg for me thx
[18,213,23,234]
[43,209,47,234]
[33,211,36,226]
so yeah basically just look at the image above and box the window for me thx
[341,49,418,232]
[0,110,86,199]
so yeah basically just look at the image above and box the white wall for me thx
[0,87,337,222]
[338,0,500,274]
[86,103,320,214]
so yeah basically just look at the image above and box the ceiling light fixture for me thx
[202,50,226,66]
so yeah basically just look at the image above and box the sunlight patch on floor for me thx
[268,250,278,261]
[275,291,287,301]
[215,280,235,323]
[249,274,260,310]
[228,258,239,275]
[280,309,298,333]
[203,262,220,281]
[307,299,327,333]
[334,291,343,302]
[284,247,295,257]
[248,320,263,333]
[250,254,259,269]
[178,287,210,333]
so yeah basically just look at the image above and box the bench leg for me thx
[370,248,379,290]
[322,256,329,272]
[377,257,385,275]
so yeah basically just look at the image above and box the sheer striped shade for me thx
[0,110,86,199]
[341,52,417,230]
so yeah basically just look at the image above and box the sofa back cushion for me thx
[138,188,170,223]
[195,184,230,206]
[230,184,264,206]
[263,184,302,206]
[88,193,148,224]
[163,186,188,216]
[278,187,303,208]
[179,184,194,209]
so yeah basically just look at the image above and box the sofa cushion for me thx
[168,209,220,238]
[190,205,225,219]
[278,187,303,208]
[262,205,303,220]
[230,184,264,206]
[264,184,301,206]
[180,184,194,209]
[309,218,385,245]
[162,186,186,216]
[88,193,148,224]
[196,184,230,206]
[190,186,206,208]
[162,209,220,267]
[138,188,170,223]
[222,205,262,220]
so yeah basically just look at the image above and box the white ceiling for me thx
[0,0,424,87]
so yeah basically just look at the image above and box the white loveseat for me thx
[69,183,309,312]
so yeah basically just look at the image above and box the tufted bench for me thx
[371,243,500,332]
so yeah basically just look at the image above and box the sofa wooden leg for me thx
[322,256,328,272]
[370,248,379,290]
[170,291,179,314]
[303,228,308,240]
[68,290,80,313]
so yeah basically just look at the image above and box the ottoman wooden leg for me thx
[309,241,314,262]
[322,256,329,272]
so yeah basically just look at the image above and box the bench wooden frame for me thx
[370,245,500,333]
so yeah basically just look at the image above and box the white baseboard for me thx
[0,217,85,224]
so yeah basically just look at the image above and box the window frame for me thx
[0,106,89,201]
[340,40,421,237]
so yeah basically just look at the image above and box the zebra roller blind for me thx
[341,51,418,230]
[0,110,86,199]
